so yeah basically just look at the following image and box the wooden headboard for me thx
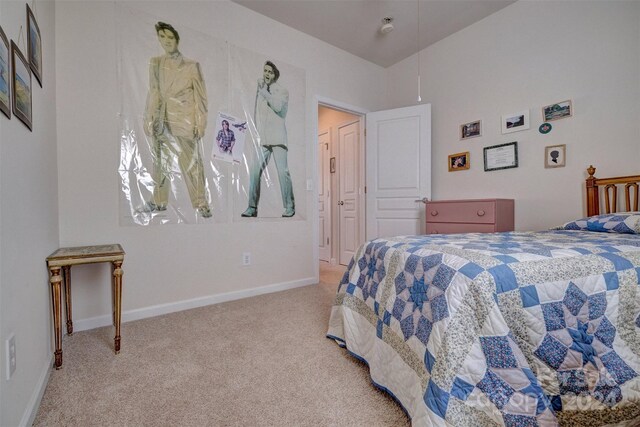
[586,165,640,216]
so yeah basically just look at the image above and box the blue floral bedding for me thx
[327,230,640,426]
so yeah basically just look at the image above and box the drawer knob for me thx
[430,210,438,216]
[477,210,485,217]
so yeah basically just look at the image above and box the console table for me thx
[46,244,125,369]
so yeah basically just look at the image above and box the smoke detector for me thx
[380,17,394,34]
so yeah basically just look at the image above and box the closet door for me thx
[365,104,431,239]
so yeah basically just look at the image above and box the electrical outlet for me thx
[6,334,16,380]
[242,252,251,266]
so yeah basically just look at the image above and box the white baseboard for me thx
[20,355,52,427]
[73,276,317,332]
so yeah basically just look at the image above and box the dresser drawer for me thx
[426,223,496,234]
[426,201,496,224]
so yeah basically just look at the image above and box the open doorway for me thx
[318,104,365,266]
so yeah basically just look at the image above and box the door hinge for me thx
[327,237,330,245]
[325,143,328,150]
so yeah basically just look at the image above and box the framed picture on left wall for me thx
[0,25,10,119]
[27,4,42,87]
[11,41,32,131]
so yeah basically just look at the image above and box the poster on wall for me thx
[116,5,229,225]
[230,46,306,220]
[212,112,246,164]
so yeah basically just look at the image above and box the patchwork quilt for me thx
[327,230,640,426]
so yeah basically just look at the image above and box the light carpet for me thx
[33,262,410,426]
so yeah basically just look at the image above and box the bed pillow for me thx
[554,212,640,234]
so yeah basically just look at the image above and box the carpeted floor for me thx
[33,262,410,426]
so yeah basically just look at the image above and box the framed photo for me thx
[27,4,42,88]
[448,151,470,172]
[484,142,518,171]
[0,25,10,119]
[545,144,566,168]
[460,120,481,140]
[501,110,529,134]
[330,157,336,173]
[542,100,572,122]
[11,41,32,131]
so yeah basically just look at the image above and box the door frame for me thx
[314,96,368,270]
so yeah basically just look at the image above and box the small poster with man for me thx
[212,112,246,163]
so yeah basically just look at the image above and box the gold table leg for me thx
[112,260,123,353]
[49,266,63,369]
[62,266,73,335]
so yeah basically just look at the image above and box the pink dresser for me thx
[425,199,514,234]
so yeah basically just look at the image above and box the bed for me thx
[327,166,640,426]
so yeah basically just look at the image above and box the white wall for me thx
[386,0,640,230]
[0,1,58,425]
[55,1,385,326]
[11,1,639,423]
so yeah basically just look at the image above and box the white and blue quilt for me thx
[327,230,640,426]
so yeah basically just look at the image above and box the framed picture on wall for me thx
[460,120,481,140]
[11,41,32,131]
[542,100,572,122]
[448,151,470,171]
[0,25,10,119]
[545,144,566,168]
[484,142,518,171]
[501,110,529,134]
[27,4,42,87]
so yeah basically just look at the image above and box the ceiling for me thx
[233,0,516,68]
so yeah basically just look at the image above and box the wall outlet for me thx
[242,252,251,266]
[6,333,16,380]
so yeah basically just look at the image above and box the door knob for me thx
[414,197,429,204]
[338,201,344,205]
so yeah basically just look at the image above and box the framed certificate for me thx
[483,142,518,171]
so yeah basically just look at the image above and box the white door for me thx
[366,104,431,240]
[338,120,360,265]
[318,131,331,261]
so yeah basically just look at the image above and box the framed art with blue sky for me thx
[11,41,32,131]
[27,4,42,88]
